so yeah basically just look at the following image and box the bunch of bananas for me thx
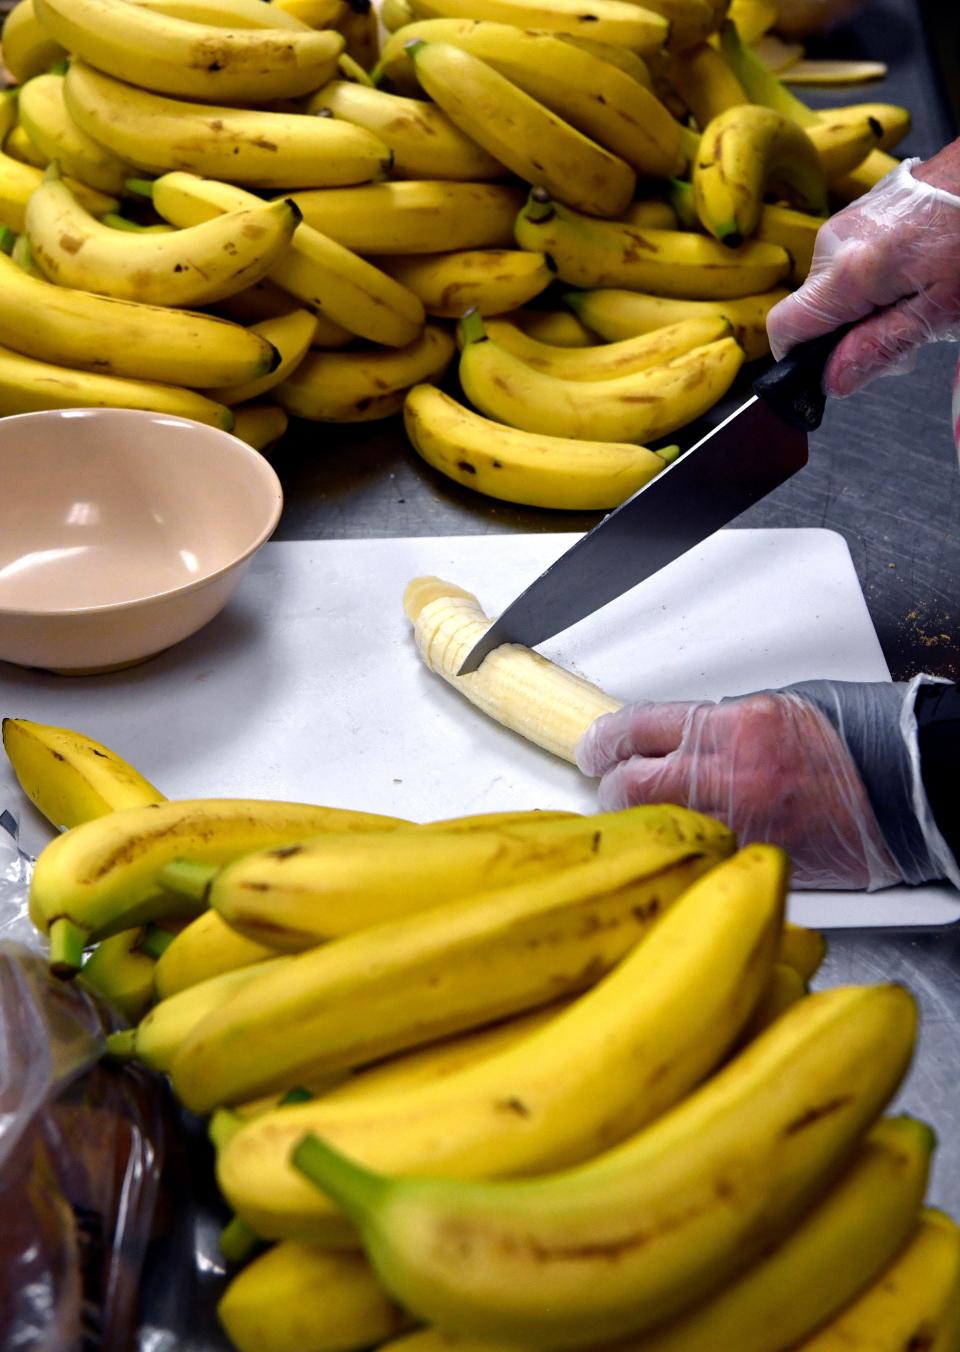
[4,712,959,1352]
[0,0,908,489]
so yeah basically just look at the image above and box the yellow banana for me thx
[1,0,66,81]
[829,148,900,204]
[154,908,282,999]
[4,123,48,169]
[378,20,685,180]
[79,929,157,1023]
[0,252,281,387]
[515,190,790,297]
[107,955,292,1070]
[335,0,379,70]
[779,921,827,982]
[693,104,827,244]
[140,172,425,348]
[291,983,918,1347]
[287,181,524,253]
[0,341,234,430]
[381,0,413,27]
[797,1208,960,1351]
[818,101,911,152]
[273,0,344,24]
[668,39,747,126]
[29,799,408,973]
[406,40,635,218]
[458,308,744,443]
[275,324,455,421]
[404,384,674,510]
[377,251,552,318]
[217,844,783,1243]
[752,203,826,283]
[739,960,807,1040]
[511,308,596,345]
[374,1118,935,1352]
[33,0,344,101]
[728,0,777,41]
[27,169,299,307]
[307,81,505,180]
[132,0,312,28]
[218,1243,408,1352]
[565,285,789,360]
[175,815,733,1116]
[0,142,116,233]
[2,717,165,829]
[64,63,390,190]
[405,0,668,53]
[806,112,882,177]
[231,402,289,452]
[203,309,316,405]
[206,802,725,949]
[482,313,732,378]
[623,200,677,229]
[17,73,131,195]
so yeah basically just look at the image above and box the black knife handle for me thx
[753,321,859,432]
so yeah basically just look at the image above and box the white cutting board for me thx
[0,528,956,929]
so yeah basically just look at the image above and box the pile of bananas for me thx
[4,712,959,1352]
[0,0,908,498]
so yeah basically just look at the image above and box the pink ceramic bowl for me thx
[0,408,283,674]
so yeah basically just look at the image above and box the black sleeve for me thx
[913,682,960,867]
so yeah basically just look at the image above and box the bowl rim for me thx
[0,408,284,620]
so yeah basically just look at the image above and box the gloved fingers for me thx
[595,750,694,813]
[823,283,960,397]
[766,261,878,362]
[575,700,706,777]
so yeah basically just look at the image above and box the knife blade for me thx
[457,325,851,676]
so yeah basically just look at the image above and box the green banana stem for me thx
[524,187,555,225]
[124,177,157,200]
[368,60,386,87]
[720,21,818,128]
[220,1216,261,1265]
[666,178,699,231]
[49,59,69,75]
[159,859,218,903]
[48,916,88,976]
[43,160,62,182]
[101,212,173,234]
[140,924,175,959]
[105,1028,138,1060]
[209,1108,246,1152]
[403,38,427,58]
[458,307,487,347]
[292,1132,390,1221]
[280,1086,315,1106]
[657,444,682,465]
[0,228,14,256]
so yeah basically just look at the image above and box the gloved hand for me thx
[576,677,957,891]
[767,153,960,398]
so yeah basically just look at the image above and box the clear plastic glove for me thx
[576,677,958,891]
[767,155,960,398]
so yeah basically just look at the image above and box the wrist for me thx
[911,137,960,196]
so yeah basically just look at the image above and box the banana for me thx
[29,799,409,973]
[829,148,900,204]
[739,960,807,1040]
[154,908,281,999]
[511,308,596,345]
[275,324,455,421]
[307,81,506,180]
[515,190,791,297]
[556,36,652,85]
[9,231,44,275]
[779,921,827,982]
[381,0,414,28]
[274,0,344,24]
[406,40,635,218]
[203,308,316,405]
[565,285,789,360]
[17,73,131,195]
[0,341,234,430]
[1,0,66,81]
[377,21,685,179]
[817,101,911,152]
[404,0,668,54]
[108,955,292,1070]
[634,0,716,51]
[210,278,339,330]
[231,402,289,451]
[0,251,281,387]
[623,200,677,229]
[693,105,827,244]
[206,803,726,949]
[2,718,165,829]
[405,385,674,509]
[218,1242,408,1352]
[140,172,425,348]
[287,181,525,253]
[291,983,918,1346]
[806,112,882,177]
[174,815,734,1116]
[132,0,312,28]
[335,0,378,69]
[4,123,48,169]
[27,169,300,307]
[458,308,744,443]
[728,0,777,41]
[797,1208,960,1351]
[667,40,747,127]
[64,64,390,190]
[376,251,553,318]
[217,843,783,1242]
[719,17,819,125]
[753,202,826,282]
[33,0,345,102]
[482,313,732,378]
[0,141,117,233]
[79,928,157,1022]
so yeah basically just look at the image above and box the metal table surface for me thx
[267,0,960,1209]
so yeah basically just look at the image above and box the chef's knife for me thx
[457,325,853,675]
